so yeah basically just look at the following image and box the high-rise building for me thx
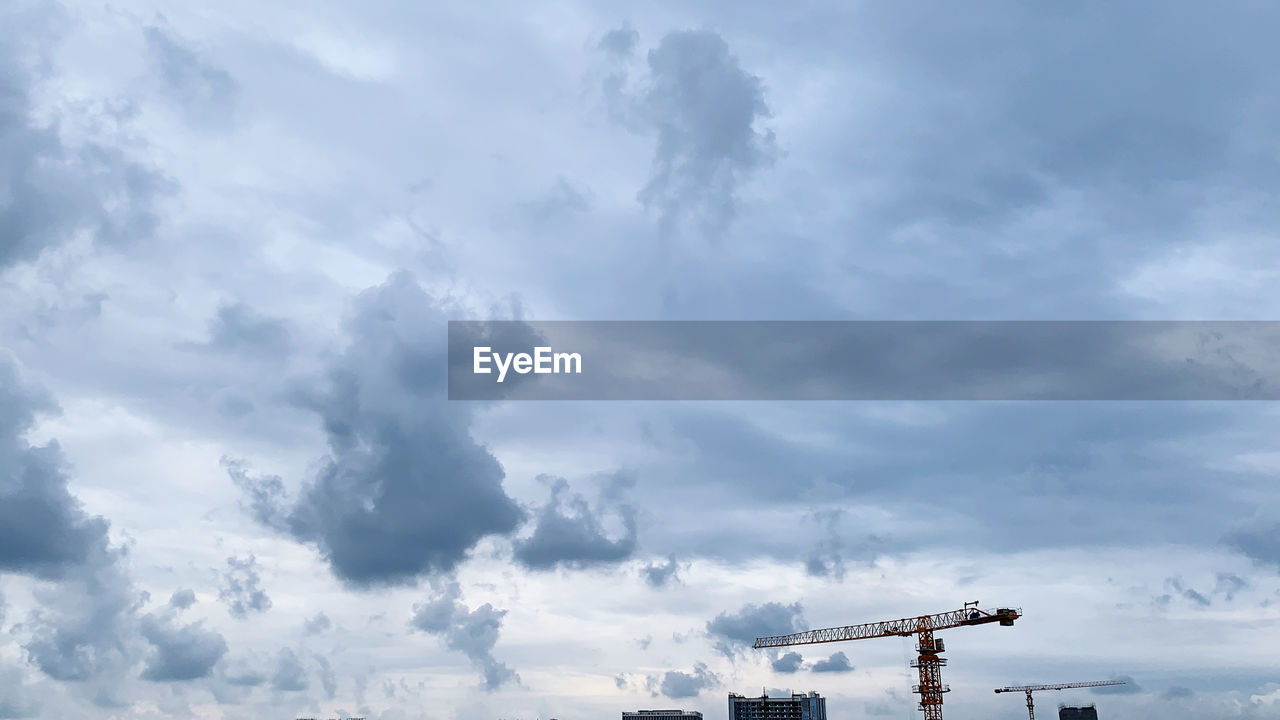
[728,691,827,720]
[1058,704,1099,720]
[622,712,703,720]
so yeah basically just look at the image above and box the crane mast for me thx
[994,680,1126,720]
[753,601,1021,720]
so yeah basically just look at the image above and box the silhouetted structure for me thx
[1058,705,1099,720]
[623,712,703,720]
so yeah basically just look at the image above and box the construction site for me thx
[734,600,1125,720]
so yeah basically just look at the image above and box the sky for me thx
[2,1,1280,719]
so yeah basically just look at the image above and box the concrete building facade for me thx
[622,711,704,720]
[728,691,827,720]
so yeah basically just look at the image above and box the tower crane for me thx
[995,680,1125,720]
[753,601,1021,720]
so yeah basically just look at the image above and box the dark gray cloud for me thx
[218,555,272,619]
[139,611,228,682]
[1,355,143,690]
[0,358,110,578]
[706,602,806,658]
[143,23,237,128]
[811,651,853,673]
[0,9,164,271]
[650,663,718,699]
[599,24,639,58]
[642,554,681,588]
[610,29,775,238]
[270,649,308,692]
[168,589,196,610]
[409,581,516,691]
[1164,686,1194,700]
[804,510,847,580]
[1227,525,1280,570]
[771,651,803,674]
[230,273,525,587]
[303,613,331,635]
[198,303,292,357]
[513,474,638,571]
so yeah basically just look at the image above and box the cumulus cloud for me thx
[0,9,164,271]
[168,589,196,610]
[409,581,517,691]
[606,29,776,238]
[811,651,853,673]
[771,651,803,674]
[514,474,638,571]
[270,649,309,692]
[642,554,682,587]
[647,663,718,699]
[229,273,526,587]
[706,601,806,658]
[218,555,272,619]
[196,303,292,357]
[1,355,144,692]
[599,23,639,59]
[303,612,332,635]
[139,611,228,682]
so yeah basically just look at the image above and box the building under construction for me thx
[1059,705,1100,720]
[728,691,826,720]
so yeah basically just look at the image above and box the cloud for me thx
[0,9,164,271]
[599,24,639,59]
[1166,577,1210,607]
[0,358,110,578]
[642,554,682,587]
[1214,573,1248,601]
[168,589,196,610]
[409,581,517,691]
[1228,524,1280,570]
[218,555,272,619]
[303,612,332,635]
[198,303,292,357]
[1164,686,1194,700]
[0,355,143,689]
[0,664,38,718]
[230,272,526,587]
[270,649,309,692]
[649,662,718,699]
[771,651,803,674]
[142,23,237,129]
[609,29,776,238]
[706,601,806,658]
[314,653,337,699]
[514,474,638,571]
[139,611,228,682]
[811,651,853,673]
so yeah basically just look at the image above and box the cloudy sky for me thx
[3,1,1280,719]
